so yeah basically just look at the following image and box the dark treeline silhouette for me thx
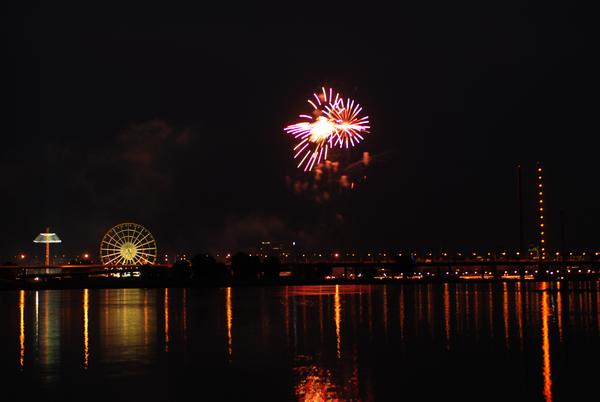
[228,252,282,281]
[189,254,231,282]
[143,252,283,284]
[291,262,331,280]
[143,251,417,285]
[156,254,232,283]
[393,255,416,277]
[231,252,261,280]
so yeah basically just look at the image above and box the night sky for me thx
[4,3,595,259]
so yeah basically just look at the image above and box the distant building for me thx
[257,241,294,260]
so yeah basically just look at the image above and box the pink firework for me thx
[326,97,370,149]
[284,87,369,172]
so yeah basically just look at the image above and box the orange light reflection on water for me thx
[334,285,341,359]
[503,282,510,349]
[556,282,563,342]
[443,283,450,349]
[164,289,169,352]
[226,287,233,361]
[541,288,553,402]
[399,287,405,344]
[516,282,523,349]
[294,364,337,402]
[183,288,188,340]
[144,291,148,346]
[473,286,479,340]
[83,289,89,369]
[35,291,39,347]
[382,285,388,336]
[19,290,25,369]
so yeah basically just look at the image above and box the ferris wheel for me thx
[100,223,157,266]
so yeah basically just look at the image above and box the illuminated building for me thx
[257,241,293,259]
[33,227,62,267]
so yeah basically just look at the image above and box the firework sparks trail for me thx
[284,87,370,171]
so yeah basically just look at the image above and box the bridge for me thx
[281,259,600,280]
[1,258,599,287]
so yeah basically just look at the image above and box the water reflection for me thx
[5,284,600,401]
[144,290,148,346]
[334,285,341,359]
[35,291,39,352]
[541,290,553,402]
[96,289,157,369]
[399,287,405,344]
[164,288,169,352]
[473,285,479,339]
[382,284,388,336]
[19,290,25,369]
[556,284,563,342]
[83,289,89,369]
[294,361,336,401]
[503,282,510,349]
[41,290,60,382]
[285,285,362,401]
[488,283,494,335]
[515,282,523,348]
[444,283,450,349]
[226,287,233,361]
[183,288,187,339]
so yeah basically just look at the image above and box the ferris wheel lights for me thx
[100,223,157,266]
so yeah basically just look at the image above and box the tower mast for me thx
[536,162,546,260]
[517,165,524,259]
[45,227,50,267]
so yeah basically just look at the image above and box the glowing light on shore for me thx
[284,87,370,171]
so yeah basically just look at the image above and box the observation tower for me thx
[33,227,62,267]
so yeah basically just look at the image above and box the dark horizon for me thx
[4,3,595,259]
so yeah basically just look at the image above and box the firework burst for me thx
[327,97,370,149]
[284,87,370,171]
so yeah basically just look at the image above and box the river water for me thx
[2,283,599,401]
